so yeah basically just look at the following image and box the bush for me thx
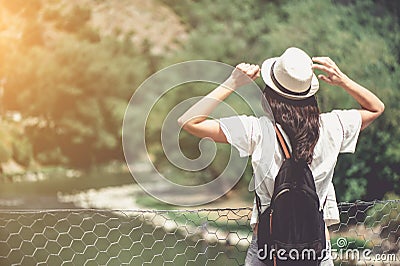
[0,142,12,163]
[12,136,33,167]
[36,147,69,166]
[365,192,400,247]
[0,126,14,163]
[161,0,400,199]
[331,235,373,250]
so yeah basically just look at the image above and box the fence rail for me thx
[0,200,399,265]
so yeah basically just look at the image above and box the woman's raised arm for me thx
[177,63,260,142]
[312,57,385,130]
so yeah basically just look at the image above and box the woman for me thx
[178,47,384,265]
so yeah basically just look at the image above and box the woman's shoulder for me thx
[319,109,362,128]
[319,109,362,153]
[319,111,339,120]
[319,111,343,133]
[318,109,362,148]
[225,114,274,128]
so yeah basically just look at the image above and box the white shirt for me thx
[219,109,362,228]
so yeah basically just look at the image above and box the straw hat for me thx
[261,47,319,100]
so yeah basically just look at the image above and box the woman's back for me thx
[219,108,362,226]
[178,47,384,266]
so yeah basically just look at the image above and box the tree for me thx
[159,0,400,201]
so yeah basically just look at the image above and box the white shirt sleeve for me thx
[219,115,261,157]
[332,109,362,153]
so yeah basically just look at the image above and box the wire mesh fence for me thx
[0,200,399,265]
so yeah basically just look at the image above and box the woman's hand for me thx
[177,63,260,142]
[227,63,260,89]
[312,56,384,131]
[312,57,348,87]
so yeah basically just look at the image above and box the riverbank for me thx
[0,162,253,211]
[57,183,252,210]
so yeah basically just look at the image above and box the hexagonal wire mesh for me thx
[0,200,399,265]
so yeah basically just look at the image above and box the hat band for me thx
[270,62,311,96]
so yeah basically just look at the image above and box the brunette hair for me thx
[262,85,320,164]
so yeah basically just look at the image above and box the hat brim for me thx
[260,58,319,100]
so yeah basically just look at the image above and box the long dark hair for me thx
[262,85,320,164]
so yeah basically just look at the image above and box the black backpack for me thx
[255,125,327,266]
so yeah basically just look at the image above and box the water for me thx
[0,169,133,209]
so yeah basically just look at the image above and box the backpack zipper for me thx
[275,188,290,200]
[269,209,273,234]
[270,188,289,234]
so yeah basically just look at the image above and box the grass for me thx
[135,195,174,210]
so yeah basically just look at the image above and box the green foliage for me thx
[1,0,399,205]
[12,135,33,167]
[331,235,373,250]
[36,147,68,165]
[160,0,400,201]
[0,122,33,167]
[1,2,148,167]
[365,192,400,241]
[0,127,13,163]
[6,36,145,166]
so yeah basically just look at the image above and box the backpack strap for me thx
[255,126,291,217]
[274,125,291,159]
[255,191,262,216]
